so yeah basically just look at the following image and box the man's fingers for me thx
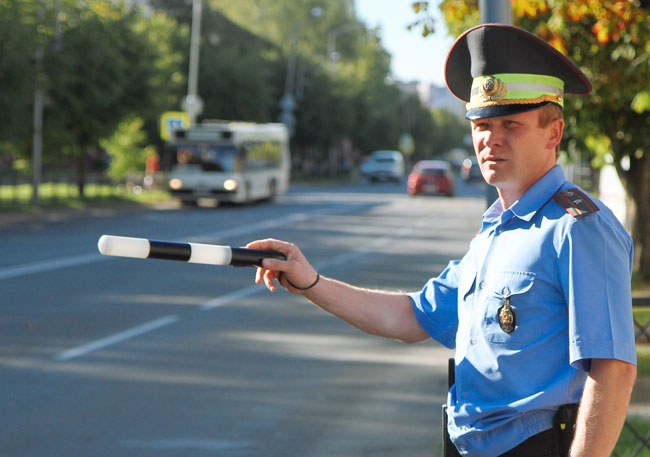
[263,269,279,292]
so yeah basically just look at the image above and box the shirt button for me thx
[470,338,478,345]
[479,281,486,289]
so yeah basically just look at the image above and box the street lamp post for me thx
[278,6,322,136]
[326,23,359,71]
[183,0,204,125]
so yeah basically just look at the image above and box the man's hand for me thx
[246,238,319,294]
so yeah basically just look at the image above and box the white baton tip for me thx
[98,235,150,259]
[188,242,232,265]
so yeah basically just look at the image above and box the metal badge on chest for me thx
[498,296,516,333]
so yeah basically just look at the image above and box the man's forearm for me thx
[569,358,637,457]
[303,275,430,343]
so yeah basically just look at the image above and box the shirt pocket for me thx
[483,271,536,345]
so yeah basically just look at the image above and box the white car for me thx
[359,150,405,183]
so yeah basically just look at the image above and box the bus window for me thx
[241,141,283,170]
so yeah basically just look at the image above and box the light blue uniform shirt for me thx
[409,166,636,457]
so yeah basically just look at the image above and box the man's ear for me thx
[547,118,564,150]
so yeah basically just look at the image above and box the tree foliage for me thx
[0,0,468,196]
[100,117,154,181]
[42,1,184,193]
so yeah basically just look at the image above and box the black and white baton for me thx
[97,235,285,267]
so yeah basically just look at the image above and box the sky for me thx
[354,0,455,87]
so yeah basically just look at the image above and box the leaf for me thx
[631,92,650,113]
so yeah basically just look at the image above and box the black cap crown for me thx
[445,24,592,119]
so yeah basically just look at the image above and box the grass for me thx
[0,182,172,212]
[614,416,650,457]
[638,344,650,378]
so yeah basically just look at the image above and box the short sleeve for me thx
[558,212,636,372]
[408,260,461,349]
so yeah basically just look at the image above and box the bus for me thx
[166,121,290,205]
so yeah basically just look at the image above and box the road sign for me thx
[160,111,190,141]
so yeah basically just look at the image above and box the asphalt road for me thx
[0,180,487,457]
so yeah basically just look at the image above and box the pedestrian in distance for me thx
[247,24,637,457]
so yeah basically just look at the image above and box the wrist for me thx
[280,272,320,291]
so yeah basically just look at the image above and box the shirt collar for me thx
[482,165,567,225]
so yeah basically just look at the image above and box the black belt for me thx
[447,429,557,457]
[498,429,557,457]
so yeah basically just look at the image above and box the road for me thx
[0,180,487,457]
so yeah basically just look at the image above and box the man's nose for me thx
[483,127,504,148]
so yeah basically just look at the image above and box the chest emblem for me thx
[498,297,516,334]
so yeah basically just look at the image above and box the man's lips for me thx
[482,156,506,164]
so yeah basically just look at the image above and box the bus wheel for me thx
[180,199,197,207]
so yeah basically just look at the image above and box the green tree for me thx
[44,1,184,195]
[0,0,36,151]
[100,117,154,181]
[151,0,465,173]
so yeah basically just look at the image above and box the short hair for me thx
[538,103,564,157]
[538,103,564,127]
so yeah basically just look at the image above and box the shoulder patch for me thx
[552,188,600,219]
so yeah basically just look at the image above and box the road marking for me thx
[54,219,429,362]
[200,285,261,310]
[121,439,251,451]
[0,253,102,281]
[0,204,364,282]
[54,315,179,361]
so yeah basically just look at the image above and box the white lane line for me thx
[200,285,261,311]
[0,253,102,281]
[53,216,427,362]
[54,315,179,361]
[0,204,365,282]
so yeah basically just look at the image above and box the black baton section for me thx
[148,240,192,261]
[230,247,286,267]
[443,358,459,457]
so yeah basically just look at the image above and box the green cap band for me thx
[468,73,565,110]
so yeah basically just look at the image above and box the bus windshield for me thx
[174,144,237,172]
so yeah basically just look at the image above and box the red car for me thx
[407,160,455,197]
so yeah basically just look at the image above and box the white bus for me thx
[166,121,290,205]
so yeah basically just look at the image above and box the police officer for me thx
[247,24,637,457]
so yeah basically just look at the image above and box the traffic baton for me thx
[97,234,285,267]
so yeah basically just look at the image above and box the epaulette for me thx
[552,188,600,219]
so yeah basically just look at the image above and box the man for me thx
[247,24,637,457]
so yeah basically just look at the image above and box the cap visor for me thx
[465,102,553,120]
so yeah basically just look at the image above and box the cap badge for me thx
[479,76,507,102]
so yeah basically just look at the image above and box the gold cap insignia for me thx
[479,76,507,102]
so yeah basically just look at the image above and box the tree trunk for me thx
[621,154,650,281]
[76,150,86,198]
